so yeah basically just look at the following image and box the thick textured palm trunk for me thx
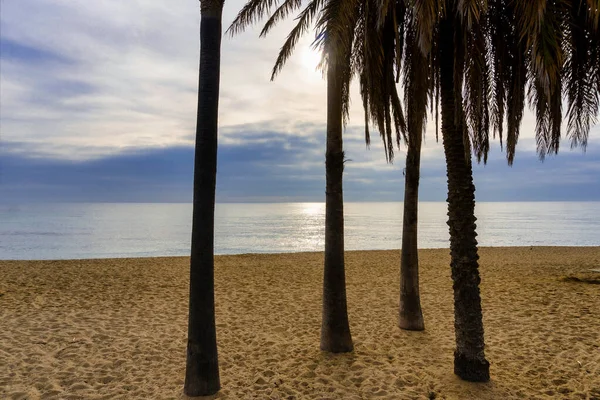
[439,14,490,382]
[399,134,425,331]
[184,3,223,396]
[320,58,353,353]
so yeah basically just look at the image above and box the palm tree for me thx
[487,0,600,164]
[227,0,599,382]
[226,0,428,342]
[423,0,497,382]
[184,0,225,395]
[318,0,489,377]
[411,0,600,382]
[228,0,354,353]
[363,1,429,332]
[397,20,429,331]
[437,7,490,381]
[380,0,493,381]
[224,0,477,381]
[227,0,426,349]
[319,32,354,354]
[337,0,426,333]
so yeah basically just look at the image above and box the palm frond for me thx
[464,9,491,163]
[432,40,440,142]
[403,15,430,153]
[528,71,562,160]
[504,39,527,165]
[488,0,527,164]
[259,0,304,37]
[314,0,361,127]
[488,0,508,147]
[359,0,389,159]
[457,0,487,30]
[587,0,600,29]
[405,0,444,54]
[517,0,565,98]
[564,0,599,149]
[227,0,281,36]
[270,0,324,80]
[314,0,359,57]
[358,0,408,162]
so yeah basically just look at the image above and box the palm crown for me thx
[399,0,600,164]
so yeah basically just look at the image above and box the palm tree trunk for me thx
[320,57,353,353]
[438,14,490,382]
[399,134,425,331]
[184,2,223,396]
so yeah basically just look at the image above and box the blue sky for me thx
[1,0,599,203]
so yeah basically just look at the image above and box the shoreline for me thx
[2,245,600,262]
[2,247,599,399]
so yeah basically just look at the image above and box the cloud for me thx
[1,0,329,158]
[0,0,598,203]
[0,0,552,159]
[0,38,73,64]
[2,131,599,203]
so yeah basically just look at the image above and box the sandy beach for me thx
[1,247,599,399]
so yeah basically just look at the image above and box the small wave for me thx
[0,231,66,237]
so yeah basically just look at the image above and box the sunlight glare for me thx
[301,46,323,75]
[300,202,324,216]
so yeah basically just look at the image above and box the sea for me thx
[0,202,599,260]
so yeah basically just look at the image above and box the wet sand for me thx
[1,247,599,399]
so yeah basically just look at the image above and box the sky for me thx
[1,0,599,203]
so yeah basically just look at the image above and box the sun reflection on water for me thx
[299,202,325,216]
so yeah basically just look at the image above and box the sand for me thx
[1,247,599,400]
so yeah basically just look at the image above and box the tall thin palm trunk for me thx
[184,1,223,396]
[399,132,425,330]
[438,13,490,382]
[320,56,353,353]
[398,34,428,331]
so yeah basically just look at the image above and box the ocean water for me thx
[0,202,599,260]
